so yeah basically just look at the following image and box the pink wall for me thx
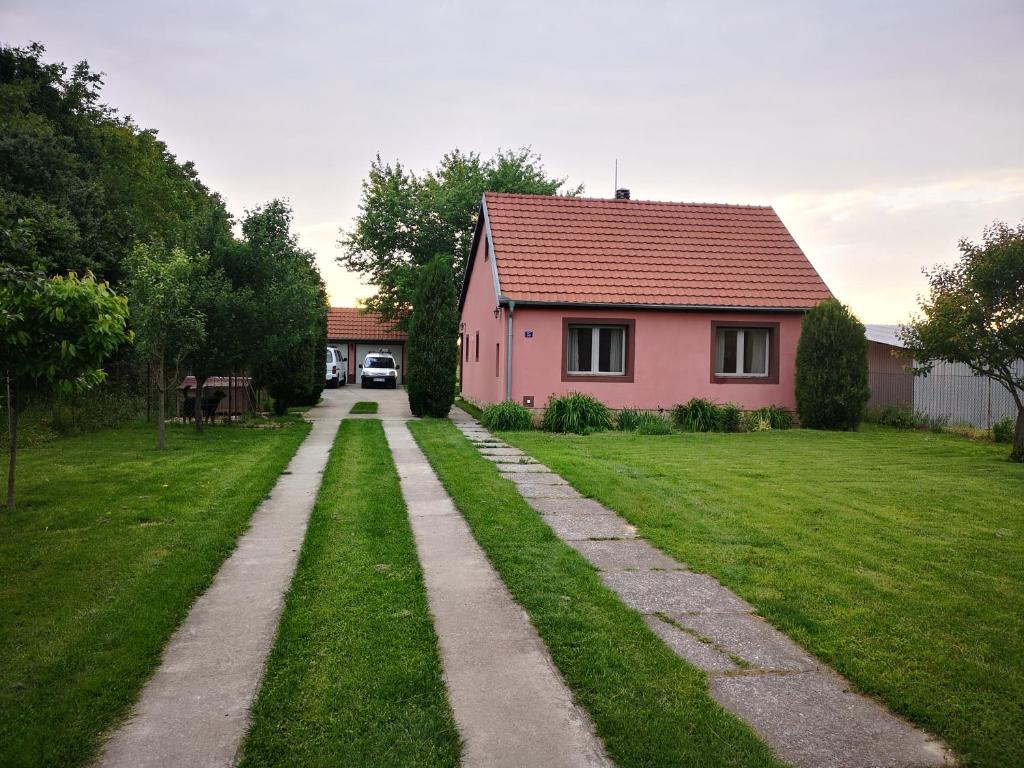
[460,234,506,404]
[509,307,803,411]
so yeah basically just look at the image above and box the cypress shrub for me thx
[407,256,459,417]
[795,299,870,430]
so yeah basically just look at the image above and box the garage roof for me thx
[327,307,406,341]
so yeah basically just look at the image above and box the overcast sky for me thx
[4,0,1022,322]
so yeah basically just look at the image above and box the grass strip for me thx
[503,426,1024,768]
[349,401,379,414]
[239,419,460,767]
[409,419,782,768]
[0,418,310,768]
[454,397,483,419]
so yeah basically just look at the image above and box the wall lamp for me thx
[493,306,500,319]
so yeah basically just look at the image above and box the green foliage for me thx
[340,148,581,325]
[617,408,672,434]
[541,393,612,434]
[901,221,1024,461]
[743,406,794,432]
[240,201,328,415]
[0,266,130,507]
[0,43,230,285]
[480,401,533,431]
[636,413,673,435]
[992,417,1015,444]
[795,298,870,431]
[865,405,918,430]
[671,398,721,432]
[718,403,743,433]
[407,256,459,417]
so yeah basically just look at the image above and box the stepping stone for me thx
[664,611,819,673]
[499,471,568,485]
[642,615,738,673]
[515,483,581,499]
[568,539,680,571]
[481,452,531,464]
[600,570,752,614]
[527,498,609,516]
[478,447,525,457]
[543,512,637,541]
[710,671,952,768]
[494,462,547,473]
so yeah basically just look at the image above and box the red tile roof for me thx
[482,192,831,309]
[327,307,406,341]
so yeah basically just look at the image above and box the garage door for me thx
[355,343,404,383]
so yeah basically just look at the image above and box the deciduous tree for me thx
[339,148,580,325]
[126,244,206,449]
[0,267,130,508]
[901,221,1024,461]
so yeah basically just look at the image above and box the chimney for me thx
[615,188,631,200]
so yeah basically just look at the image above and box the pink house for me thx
[458,191,832,413]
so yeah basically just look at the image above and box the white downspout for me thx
[505,301,515,402]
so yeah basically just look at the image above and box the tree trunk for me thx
[6,377,16,511]
[157,353,166,451]
[1012,406,1024,463]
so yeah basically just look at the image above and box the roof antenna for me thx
[614,158,618,196]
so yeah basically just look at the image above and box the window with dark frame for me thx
[475,331,479,362]
[464,333,469,361]
[566,324,626,375]
[714,326,770,377]
[495,342,500,377]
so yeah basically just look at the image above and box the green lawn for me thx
[502,425,1024,768]
[240,419,459,767]
[349,401,379,414]
[0,419,310,768]
[410,419,783,768]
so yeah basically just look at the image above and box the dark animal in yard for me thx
[181,385,196,423]
[202,391,227,424]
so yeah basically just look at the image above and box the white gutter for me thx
[505,300,515,402]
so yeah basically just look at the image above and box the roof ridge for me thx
[484,191,774,210]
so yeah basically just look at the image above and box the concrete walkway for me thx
[98,394,346,768]
[453,414,954,768]
[383,420,611,768]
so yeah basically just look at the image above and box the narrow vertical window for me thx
[495,343,500,377]
[475,332,480,362]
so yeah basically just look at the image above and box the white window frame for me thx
[716,327,770,378]
[567,324,626,376]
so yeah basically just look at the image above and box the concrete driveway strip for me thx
[98,395,345,768]
[383,421,611,768]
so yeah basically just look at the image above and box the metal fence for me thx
[869,360,1021,429]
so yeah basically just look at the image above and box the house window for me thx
[475,332,480,362]
[715,327,770,377]
[567,325,626,375]
[495,343,500,377]
[464,334,469,361]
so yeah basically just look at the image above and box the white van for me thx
[360,352,399,389]
[325,347,346,388]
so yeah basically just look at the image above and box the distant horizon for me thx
[4,0,1021,324]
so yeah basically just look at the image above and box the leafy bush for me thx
[671,398,722,432]
[618,409,673,434]
[865,404,917,430]
[635,413,673,435]
[718,403,742,433]
[921,413,949,433]
[542,393,613,434]
[743,405,794,432]
[795,299,870,430]
[481,401,533,431]
[992,417,1015,444]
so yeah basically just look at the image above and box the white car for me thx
[360,353,399,389]
[325,347,346,388]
